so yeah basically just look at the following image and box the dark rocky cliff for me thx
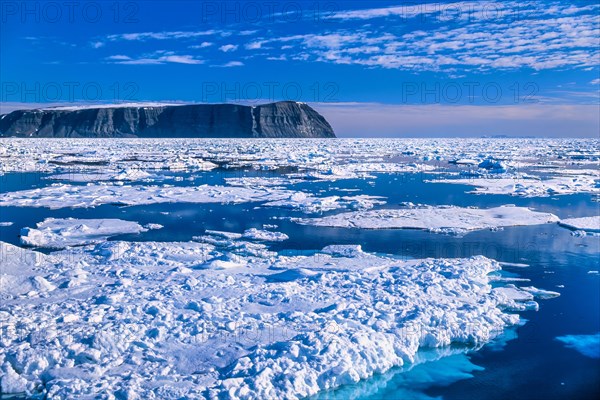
[0,101,335,138]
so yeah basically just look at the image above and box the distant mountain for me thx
[0,101,336,138]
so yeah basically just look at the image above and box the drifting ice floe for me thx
[558,216,600,234]
[430,176,599,197]
[0,184,291,209]
[0,184,383,213]
[20,218,148,249]
[296,205,559,234]
[47,168,155,183]
[0,240,558,399]
[264,192,386,213]
[242,228,289,242]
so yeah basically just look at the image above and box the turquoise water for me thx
[1,168,599,399]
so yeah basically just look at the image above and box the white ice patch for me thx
[558,216,600,233]
[430,176,600,197]
[48,168,154,182]
[0,184,292,209]
[242,228,289,242]
[0,240,557,399]
[297,205,559,234]
[20,218,148,249]
[264,192,386,213]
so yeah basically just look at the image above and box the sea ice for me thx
[0,240,557,399]
[558,216,600,233]
[296,205,559,234]
[0,184,292,209]
[242,228,289,242]
[20,218,148,249]
[263,192,386,213]
[430,176,599,197]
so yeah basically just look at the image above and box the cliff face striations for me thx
[0,101,336,138]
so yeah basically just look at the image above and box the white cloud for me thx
[107,53,204,65]
[245,41,263,50]
[239,2,600,72]
[221,61,244,67]
[106,30,218,41]
[591,78,600,85]
[219,44,239,52]
[106,55,132,61]
[189,42,213,49]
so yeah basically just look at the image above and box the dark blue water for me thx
[1,169,598,399]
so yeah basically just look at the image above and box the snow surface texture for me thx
[297,205,559,234]
[556,333,600,359]
[20,218,148,249]
[0,241,556,399]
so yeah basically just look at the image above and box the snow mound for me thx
[20,218,147,249]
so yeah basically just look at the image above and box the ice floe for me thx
[0,184,291,209]
[0,240,558,399]
[430,176,600,197]
[20,218,148,249]
[242,228,289,242]
[2,138,597,184]
[558,216,600,234]
[263,192,386,213]
[296,205,559,234]
[0,183,384,214]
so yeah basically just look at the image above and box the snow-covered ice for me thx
[263,192,386,213]
[0,240,557,399]
[0,137,595,399]
[242,228,289,242]
[297,205,559,234]
[20,218,148,249]
[558,216,600,234]
[430,176,600,197]
[0,184,292,209]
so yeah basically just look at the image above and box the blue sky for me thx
[1,0,599,136]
